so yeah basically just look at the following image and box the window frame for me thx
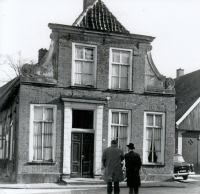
[72,43,97,87]
[143,111,165,165]
[109,47,132,90]
[29,104,57,163]
[108,109,131,153]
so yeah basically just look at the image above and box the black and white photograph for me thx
[0,0,200,193]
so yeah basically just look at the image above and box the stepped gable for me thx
[73,0,130,34]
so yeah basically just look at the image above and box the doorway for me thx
[71,133,94,178]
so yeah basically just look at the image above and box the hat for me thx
[111,140,117,145]
[127,143,135,149]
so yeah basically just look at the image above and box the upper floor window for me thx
[72,43,97,87]
[143,112,165,165]
[109,48,132,90]
[29,104,57,162]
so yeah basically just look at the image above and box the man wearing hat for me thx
[125,143,142,194]
[102,140,124,194]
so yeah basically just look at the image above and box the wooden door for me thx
[182,131,200,174]
[71,133,94,178]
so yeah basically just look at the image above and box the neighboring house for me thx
[0,0,175,183]
[175,69,200,174]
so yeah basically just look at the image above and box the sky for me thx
[0,0,200,86]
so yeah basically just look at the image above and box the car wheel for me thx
[183,175,188,180]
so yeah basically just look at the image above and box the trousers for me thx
[129,187,139,194]
[107,182,120,194]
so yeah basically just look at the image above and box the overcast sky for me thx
[0,0,200,86]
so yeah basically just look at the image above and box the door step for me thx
[62,178,106,185]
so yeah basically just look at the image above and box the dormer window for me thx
[109,48,132,90]
[72,43,97,87]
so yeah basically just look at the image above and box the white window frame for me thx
[29,104,57,162]
[143,111,165,165]
[0,123,5,159]
[72,43,97,87]
[108,109,131,152]
[109,47,132,90]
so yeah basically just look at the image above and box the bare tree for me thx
[0,51,36,85]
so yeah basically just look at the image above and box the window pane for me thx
[83,62,93,74]
[121,113,128,125]
[83,62,93,85]
[45,108,53,121]
[112,112,119,124]
[118,126,127,152]
[72,110,94,129]
[33,122,42,160]
[34,107,43,120]
[43,123,53,161]
[121,51,130,65]
[146,114,153,126]
[111,126,118,140]
[112,65,119,88]
[75,61,83,84]
[85,48,93,60]
[155,115,162,127]
[75,47,84,59]
[112,50,120,63]
[83,75,93,85]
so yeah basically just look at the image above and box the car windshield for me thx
[174,155,185,162]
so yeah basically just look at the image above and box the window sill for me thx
[27,161,56,165]
[106,89,133,93]
[70,85,96,89]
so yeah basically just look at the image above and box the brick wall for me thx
[16,30,175,183]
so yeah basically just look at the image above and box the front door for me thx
[71,133,94,178]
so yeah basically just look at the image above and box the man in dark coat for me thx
[125,143,142,194]
[102,140,124,194]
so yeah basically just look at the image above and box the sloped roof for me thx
[175,69,200,122]
[0,79,16,95]
[73,0,130,34]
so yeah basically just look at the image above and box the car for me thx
[174,154,194,180]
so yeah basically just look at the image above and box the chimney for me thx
[38,48,47,63]
[83,0,96,11]
[176,68,184,78]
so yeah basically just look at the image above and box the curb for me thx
[0,181,186,189]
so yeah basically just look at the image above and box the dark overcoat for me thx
[125,151,142,187]
[102,145,124,182]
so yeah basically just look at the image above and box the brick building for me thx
[0,0,175,183]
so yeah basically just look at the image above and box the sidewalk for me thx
[0,178,186,189]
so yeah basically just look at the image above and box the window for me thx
[143,112,165,165]
[72,110,94,129]
[109,48,132,90]
[72,43,97,87]
[29,105,57,162]
[109,110,131,153]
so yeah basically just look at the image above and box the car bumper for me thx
[174,172,189,176]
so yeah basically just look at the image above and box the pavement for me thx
[0,177,187,189]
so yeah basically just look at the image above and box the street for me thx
[0,175,200,194]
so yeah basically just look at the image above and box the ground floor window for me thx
[29,104,57,162]
[143,112,165,165]
[109,110,131,153]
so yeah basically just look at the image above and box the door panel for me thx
[71,133,94,178]
[71,134,81,177]
[82,133,94,178]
